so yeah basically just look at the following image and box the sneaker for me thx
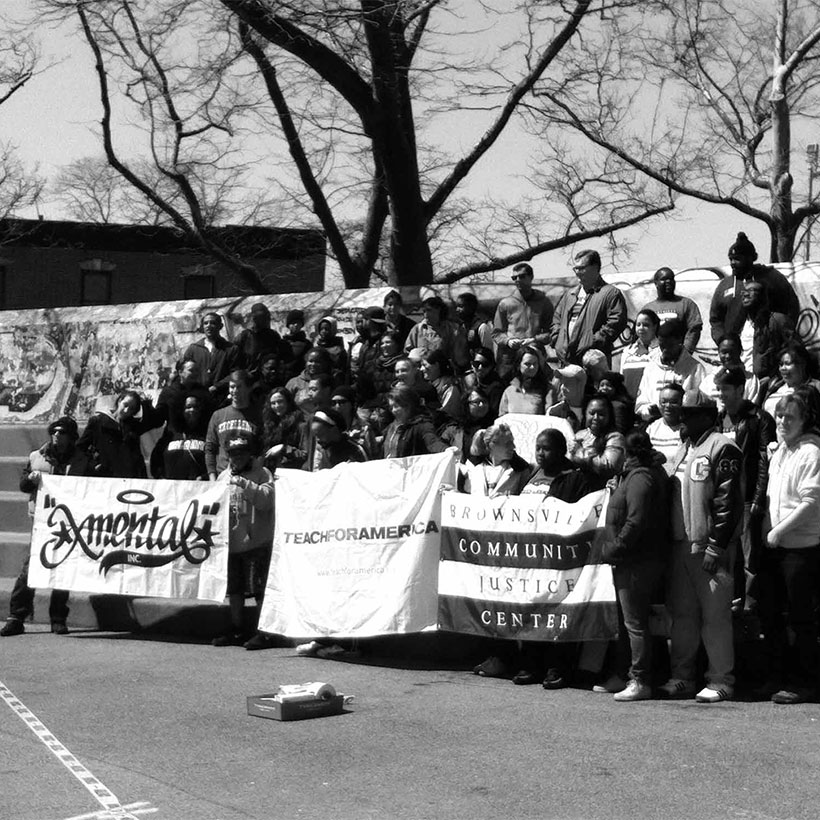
[695,684,734,703]
[771,688,815,705]
[613,680,653,702]
[542,667,567,690]
[51,622,69,635]
[316,644,346,659]
[657,678,698,699]
[211,632,245,647]
[295,640,323,657]
[243,632,276,651]
[511,669,538,686]
[473,656,509,678]
[0,619,25,637]
[592,675,626,694]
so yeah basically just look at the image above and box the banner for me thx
[438,489,617,642]
[29,476,230,603]
[258,451,456,638]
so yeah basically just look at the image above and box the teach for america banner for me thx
[438,490,617,642]
[258,451,457,638]
[29,476,230,603]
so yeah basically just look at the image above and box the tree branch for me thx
[425,0,592,221]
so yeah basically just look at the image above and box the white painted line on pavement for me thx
[63,802,159,820]
[0,679,148,820]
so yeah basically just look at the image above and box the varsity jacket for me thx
[679,431,743,558]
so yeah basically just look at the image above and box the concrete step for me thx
[0,491,31,532]
[0,455,27,490]
[0,532,31,576]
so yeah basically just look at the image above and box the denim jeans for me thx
[667,542,735,687]
[613,559,665,684]
[8,555,70,624]
[759,546,820,690]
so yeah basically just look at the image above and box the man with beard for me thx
[709,232,799,344]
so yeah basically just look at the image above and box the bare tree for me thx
[226,0,674,286]
[45,0,675,290]
[0,25,44,218]
[530,0,820,263]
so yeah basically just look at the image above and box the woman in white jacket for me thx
[761,387,820,704]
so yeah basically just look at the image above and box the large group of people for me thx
[2,232,819,707]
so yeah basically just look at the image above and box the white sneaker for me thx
[695,684,733,703]
[613,680,653,702]
[295,640,322,656]
[592,674,627,694]
[657,678,698,699]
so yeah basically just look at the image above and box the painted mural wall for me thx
[1,264,818,424]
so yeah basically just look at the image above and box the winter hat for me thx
[48,416,79,439]
[729,232,757,260]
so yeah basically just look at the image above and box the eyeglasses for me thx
[472,360,490,368]
[573,263,591,272]
[331,398,351,405]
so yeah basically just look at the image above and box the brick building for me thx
[0,218,325,309]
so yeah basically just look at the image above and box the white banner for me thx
[29,476,230,603]
[258,451,457,638]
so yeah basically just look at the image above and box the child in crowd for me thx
[212,433,275,650]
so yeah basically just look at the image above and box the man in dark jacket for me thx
[659,404,743,703]
[183,312,242,405]
[234,302,285,379]
[713,366,775,614]
[740,279,795,381]
[709,232,799,344]
[549,250,628,366]
[0,417,91,637]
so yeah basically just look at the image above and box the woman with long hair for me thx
[762,342,820,420]
[619,308,661,399]
[261,386,307,471]
[382,385,447,458]
[78,389,163,477]
[421,349,463,421]
[498,345,555,415]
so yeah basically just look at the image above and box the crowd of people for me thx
[2,232,819,707]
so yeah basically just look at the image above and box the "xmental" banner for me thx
[438,490,617,642]
[29,476,230,602]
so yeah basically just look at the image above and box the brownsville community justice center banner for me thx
[438,490,617,642]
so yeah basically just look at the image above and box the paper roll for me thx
[276,682,336,702]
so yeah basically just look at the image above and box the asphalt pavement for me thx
[1,626,819,820]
